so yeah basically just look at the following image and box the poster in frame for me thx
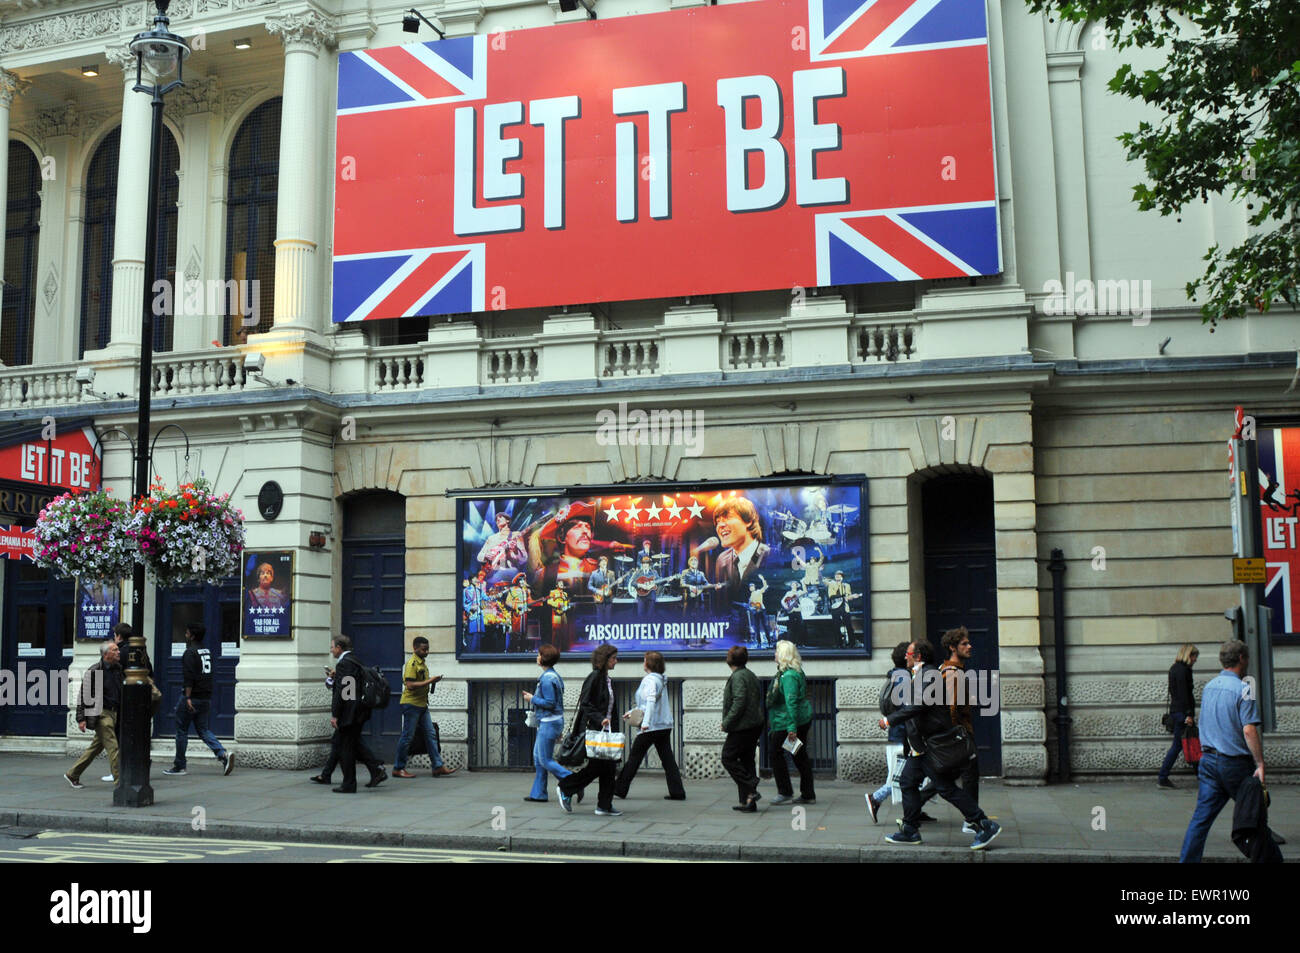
[76,577,122,641]
[241,550,294,639]
[455,478,869,659]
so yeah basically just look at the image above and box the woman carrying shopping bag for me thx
[522,644,571,802]
[615,652,686,801]
[558,644,623,816]
[1157,643,1198,788]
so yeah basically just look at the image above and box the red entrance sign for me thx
[334,0,999,321]
[0,426,100,493]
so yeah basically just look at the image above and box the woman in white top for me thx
[614,651,686,801]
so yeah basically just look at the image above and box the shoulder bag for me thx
[922,723,977,778]
[1160,684,1176,733]
[556,671,597,767]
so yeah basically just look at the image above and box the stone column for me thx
[99,46,151,357]
[265,11,336,335]
[32,105,75,366]
[0,68,20,349]
[165,77,219,353]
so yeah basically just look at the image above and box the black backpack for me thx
[358,663,392,709]
[879,669,902,717]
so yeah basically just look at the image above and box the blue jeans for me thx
[1179,750,1255,863]
[1159,711,1189,780]
[394,704,443,770]
[530,717,572,799]
[174,697,227,768]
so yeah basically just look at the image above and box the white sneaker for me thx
[962,821,978,834]
[100,775,115,783]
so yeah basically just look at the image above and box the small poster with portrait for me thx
[77,577,122,641]
[241,550,293,638]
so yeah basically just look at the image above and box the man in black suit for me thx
[329,634,387,793]
[713,496,772,606]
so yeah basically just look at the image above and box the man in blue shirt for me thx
[1179,639,1265,862]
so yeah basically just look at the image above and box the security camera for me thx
[243,352,265,374]
[75,366,96,386]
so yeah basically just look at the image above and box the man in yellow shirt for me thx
[392,637,457,778]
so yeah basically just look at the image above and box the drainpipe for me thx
[1048,548,1070,782]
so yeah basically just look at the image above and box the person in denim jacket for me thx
[522,644,572,802]
[615,651,686,801]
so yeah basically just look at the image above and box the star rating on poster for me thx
[622,505,643,522]
[249,606,286,616]
[645,503,664,520]
[687,500,705,519]
[603,504,621,522]
[83,604,114,614]
[602,495,707,526]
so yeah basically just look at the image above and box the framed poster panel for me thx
[241,550,294,638]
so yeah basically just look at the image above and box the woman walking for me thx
[720,645,764,812]
[1158,643,1199,789]
[558,644,622,816]
[522,644,571,802]
[615,652,686,801]
[768,640,815,805]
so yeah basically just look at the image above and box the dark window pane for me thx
[18,605,47,650]
[224,97,281,344]
[2,142,41,366]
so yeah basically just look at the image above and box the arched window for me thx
[79,127,180,357]
[2,142,41,366]
[224,97,280,344]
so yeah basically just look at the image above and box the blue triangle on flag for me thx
[828,230,897,285]
[821,0,868,38]
[337,52,413,110]
[333,255,409,322]
[415,257,475,316]
[895,0,988,48]
[899,206,999,275]
[426,36,475,80]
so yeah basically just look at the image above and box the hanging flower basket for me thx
[33,489,137,582]
[127,477,246,589]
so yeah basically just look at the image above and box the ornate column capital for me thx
[105,44,138,82]
[266,10,337,54]
[0,67,30,108]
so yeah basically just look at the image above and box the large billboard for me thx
[1258,427,1300,638]
[457,482,869,658]
[333,0,999,321]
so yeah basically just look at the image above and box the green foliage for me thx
[1025,0,1300,324]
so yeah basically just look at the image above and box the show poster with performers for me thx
[77,578,121,641]
[241,551,293,638]
[458,482,869,658]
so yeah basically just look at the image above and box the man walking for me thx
[330,634,387,793]
[921,626,979,832]
[65,641,123,788]
[393,636,456,778]
[882,639,1002,850]
[163,623,234,777]
[1179,639,1266,862]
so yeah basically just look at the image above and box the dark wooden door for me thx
[0,561,74,736]
[341,492,407,756]
[153,579,240,739]
[922,474,1001,774]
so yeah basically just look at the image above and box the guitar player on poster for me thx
[587,555,619,624]
[680,554,721,615]
[630,554,660,619]
[827,570,860,646]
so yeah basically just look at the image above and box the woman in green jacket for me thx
[768,640,815,804]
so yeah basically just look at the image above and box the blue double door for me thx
[153,580,240,741]
[0,561,74,736]
[341,492,407,758]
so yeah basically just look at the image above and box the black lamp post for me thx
[115,0,190,808]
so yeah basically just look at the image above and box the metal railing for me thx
[468,678,684,771]
[757,677,837,776]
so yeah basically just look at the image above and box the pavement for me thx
[0,752,1289,862]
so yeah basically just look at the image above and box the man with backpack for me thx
[881,638,1002,850]
[329,634,387,793]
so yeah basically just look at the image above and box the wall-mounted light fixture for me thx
[81,65,100,77]
[233,38,252,50]
[402,8,445,38]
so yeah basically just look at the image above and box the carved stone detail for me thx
[266,10,338,52]
[33,101,80,141]
[0,68,27,107]
[0,7,126,56]
[164,75,220,119]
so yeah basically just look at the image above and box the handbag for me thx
[525,709,538,728]
[147,678,163,717]
[1182,725,1202,764]
[625,708,645,727]
[1160,686,1176,732]
[585,727,626,761]
[922,724,977,777]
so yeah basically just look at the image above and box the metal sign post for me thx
[1229,427,1276,731]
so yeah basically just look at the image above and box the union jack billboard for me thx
[332,0,1000,322]
[1258,427,1300,636]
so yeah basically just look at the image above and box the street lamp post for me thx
[115,0,190,808]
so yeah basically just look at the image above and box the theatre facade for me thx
[0,0,1295,782]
